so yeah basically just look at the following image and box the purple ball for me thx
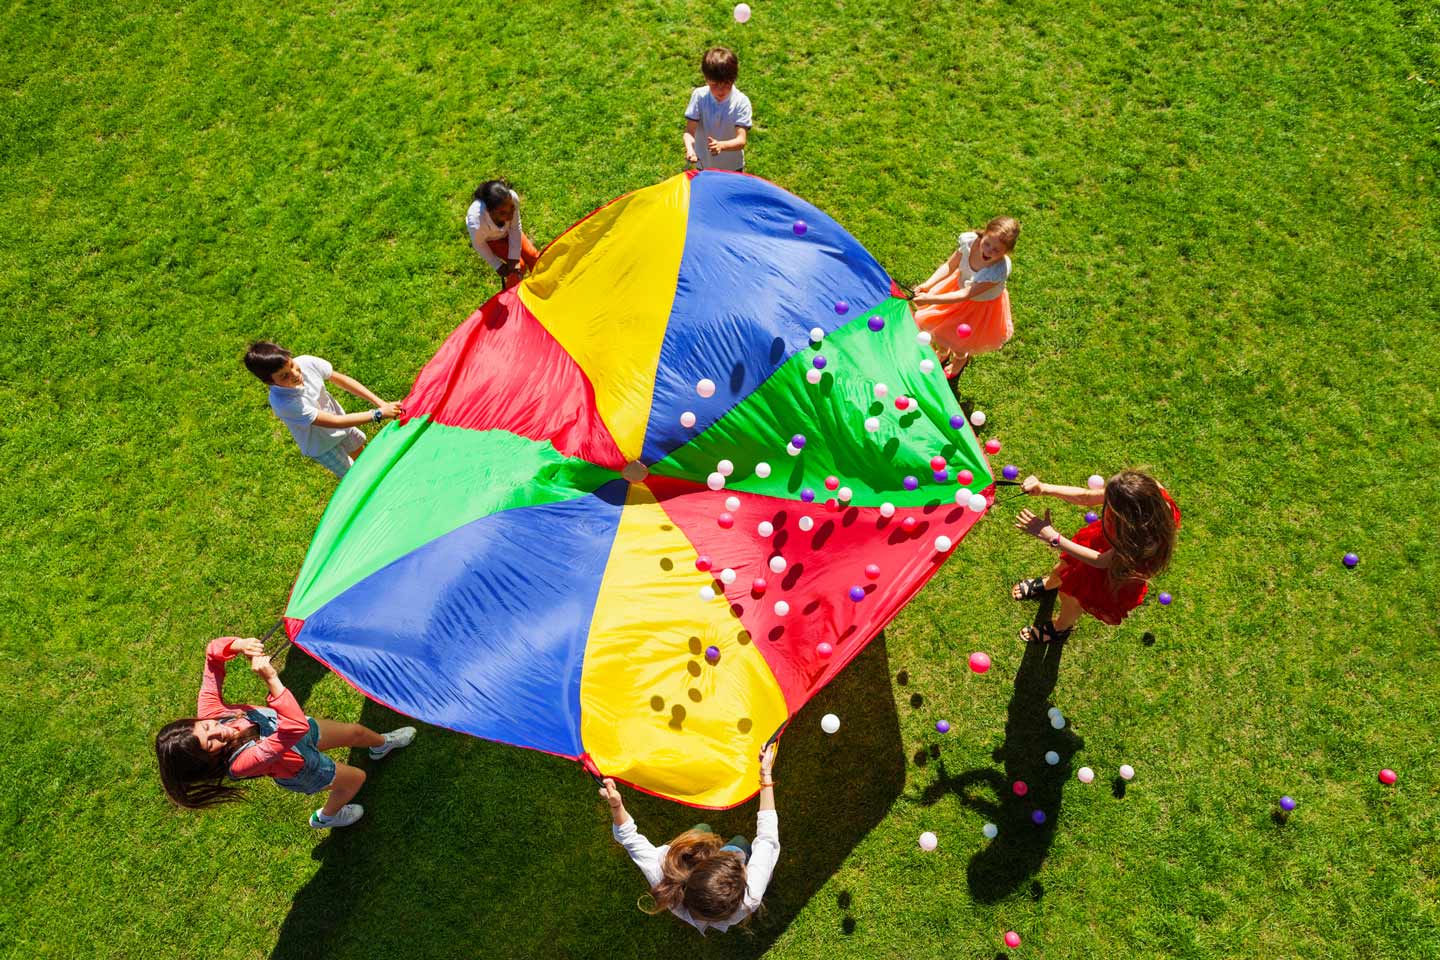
[1279,796,1296,812]
[949,414,965,429]
[792,219,808,236]
[1085,511,1099,524]
[705,645,721,663]
[903,475,919,491]
[834,300,849,315]
[812,355,827,370]
[791,434,807,449]
[1343,552,1359,568]
[848,585,865,602]
[1158,592,1173,606]
[933,470,949,483]
[1031,810,1047,825]
[867,315,885,332]
[800,488,816,503]
[935,720,951,734]
[1003,464,1020,481]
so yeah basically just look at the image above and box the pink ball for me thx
[895,397,910,411]
[816,642,834,658]
[930,456,947,471]
[984,439,1002,455]
[968,651,991,674]
[957,469,973,485]
[1004,931,1021,949]
[695,556,712,572]
[956,323,973,338]
[864,563,881,580]
[752,578,768,593]
[900,517,918,532]
[1011,780,1028,797]
[824,475,840,490]
[1379,768,1397,785]
[717,512,735,529]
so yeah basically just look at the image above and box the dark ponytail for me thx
[155,719,250,809]
[473,179,513,209]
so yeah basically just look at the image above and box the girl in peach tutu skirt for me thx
[912,216,1020,378]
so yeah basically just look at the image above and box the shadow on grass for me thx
[269,634,904,960]
[919,600,1083,904]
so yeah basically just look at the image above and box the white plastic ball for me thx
[809,327,825,342]
[1045,751,1060,766]
[733,2,751,23]
[707,472,725,491]
[838,486,853,502]
[880,502,896,518]
[769,556,787,574]
[820,713,840,734]
[916,331,932,346]
[754,461,772,479]
[982,822,998,839]
[699,585,716,601]
[717,459,734,477]
[1047,707,1062,720]
[918,831,938,852]
[680,411,697,428]
[1088,474,1106,490]
[1077,767,1095,784]
[919,358,935,374]
[970,410,987,427]
[954,489,969,506]
[798,516,814,532]
[720,568,737,584]
[1050,714,1066,730]
[786,443,800,457]
[725,495,740,511]
[873,383,889,399]
[865,417,880,432]
[968,494,987,512]
[773,600,790,616]
[1119,764,1135,781]
[934,535,953,552]
[757,521,774,537]
[806,368,823,384]
[697,378,716,398]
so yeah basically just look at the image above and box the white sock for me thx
[315,810,335,823]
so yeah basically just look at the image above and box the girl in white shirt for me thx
[600,743,779,933]
[912,215,1021,378]
[466,179,540,290]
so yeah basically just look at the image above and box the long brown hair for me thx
[1102,471,1177,586]
[155,718,259,809]
[643,829,749,924]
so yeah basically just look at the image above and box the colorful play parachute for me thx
[283,171,993,808]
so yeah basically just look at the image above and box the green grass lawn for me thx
[3,0,1438,957]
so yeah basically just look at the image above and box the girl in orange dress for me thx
[912,216,1020,377]
[1010,470,1180,643]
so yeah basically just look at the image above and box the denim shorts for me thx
[690,824,752,863]
[311,427,367,478]
[233,709,337,796]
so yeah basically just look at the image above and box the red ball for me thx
[695,556,712,572]
[984,439,1002,455]
[1004,931,1021,949]
[957,469,973,485]
[894,397,909,411]
[900,516,918,532]
[825,498,841,512]
[1011,780,1028,797]
[752,578,768,593]
[1379,768,1398,785]
[956,323,973,339]
[824,475,840,490]
[864,563,881,580]
[930,455,946,471]
[816,642,834,658]
[717,512,734,529]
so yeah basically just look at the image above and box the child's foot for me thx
[1020,622,1072,644]
[1011,577,1051,601]
[310,804,364,829]
[369,727,416,760]
[945,354,970,379]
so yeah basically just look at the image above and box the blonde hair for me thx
[982,215,1021,252]
[641,829,749,924]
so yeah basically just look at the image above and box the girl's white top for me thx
[955,230,1011,302]
[612,809,780,934]
[465,189,523,269]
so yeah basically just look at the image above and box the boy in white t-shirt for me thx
[683,48,752,173]
[243,341,404,479]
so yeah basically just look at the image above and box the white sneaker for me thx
[369,726,416,760]
[310,804,364,829]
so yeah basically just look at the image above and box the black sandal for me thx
[1020,622,1072,644]
[1011,577,1050,601]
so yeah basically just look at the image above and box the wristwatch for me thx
[372,408,384,422]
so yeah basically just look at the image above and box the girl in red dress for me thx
[1010,470,1180,643]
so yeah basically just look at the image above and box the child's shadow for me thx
[919,611,1083,904]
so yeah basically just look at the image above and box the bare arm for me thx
[757,741,776,812]
[1022,475,1106,507]
[913,278,999,305]
[1015,508,1114,569]
[328,371,385,407]
[709,127,748,154]
[683,119,700,163]
[311,407,396,429]
[916,249,962,293]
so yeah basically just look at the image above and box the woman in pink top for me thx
[155,637,416,829]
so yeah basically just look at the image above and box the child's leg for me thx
[720,836,752,863]
[519,233,541,271]
[316,718,385,751]
[319,762,367,817]
[1053,591,1084,632]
